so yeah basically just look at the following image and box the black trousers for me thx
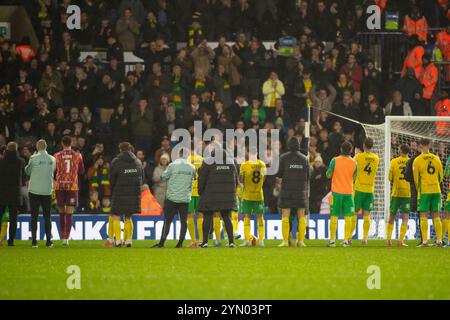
[0,205,18,244]
[159,200,188,246]
[202,210,234,245]
[29,193,52,242]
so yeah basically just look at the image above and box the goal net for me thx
[362,116,450,240]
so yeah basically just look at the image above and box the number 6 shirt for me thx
[54,149,85,191]
[413,152,443,194]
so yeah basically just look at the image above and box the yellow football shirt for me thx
[354,152,380,193]
[389,156,411,198]
[240,159,266,201]
[188,154,204,197]
[413,152,443,194]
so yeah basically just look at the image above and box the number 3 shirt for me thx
[54,149,85,191]
[388,155,411,198]
[240,160,266,201]
[413,152,443,195]
[354,152,380,194]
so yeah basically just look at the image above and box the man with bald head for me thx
[25,140,56,248]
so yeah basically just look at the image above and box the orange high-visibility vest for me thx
[420,63,438,99]
[137,189,162,216]
[374,0,387,12]
[402,16,428,42]
[16,45,35,63]
[434,98,450,135]
[401,46,424,78]
[436,30,450,81]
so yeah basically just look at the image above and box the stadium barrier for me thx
[12,214,432,241]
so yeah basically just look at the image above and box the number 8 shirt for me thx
[240,159,266,201]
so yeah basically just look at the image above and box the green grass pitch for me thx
[1,240,449,300]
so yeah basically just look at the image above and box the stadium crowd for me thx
[0,0,449,215]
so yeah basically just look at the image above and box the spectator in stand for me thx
[152,152,170,208]
[217,45,241,97]
[87,154,111,201]
[310,155,329,214]
[309,83,337,121]
[135,149,153,185]
[361,96,384,125]
[154,135,172,165]
[119,0,146,25]
[332,92,360,133]
[131,98,154,155]
[244,98,266,128]
[262,71,285,121]
[39,64,64,109]
[191,40,215,76]
[241,39,264,100]
[340,53,363,104]
[385,90,413,116]
[116,8,140,51]
[394,67,423,104]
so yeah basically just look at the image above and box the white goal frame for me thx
[383,116,450,224]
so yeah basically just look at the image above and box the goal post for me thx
[362,116,450,239]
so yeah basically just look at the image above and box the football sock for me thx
[107,215,114,241]
[124,219,133,241]
[298,216,307,241]
[433,217,443,242]
[257,216,265,241]
[0,222,8,240]
[330,216,338,241]
[351,215,357,235]
[244,216,251,241]
[231,212,239,233]
[344,216,352,241]
[65,214,73,239]
[123,220,129,241]
[442,218,449,239]
[128,220,134,241]
[386,223,394,241]
[399,223,407,242]
[59,213,66,239]
[187,215,196,241]
[363,215,370,240]
[197,216,204,242]
[213,216,221,240]
[281,215,290,241]
[420,216,429,242]
[113,219,121,242]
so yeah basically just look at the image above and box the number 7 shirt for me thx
[354,152,380,194]
[54,149,85,191]
[413,152,443,195]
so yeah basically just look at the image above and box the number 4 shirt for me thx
[354,152,380,193]
[413,152,443,194]
[240,160,266,201]
[54,149,85,191]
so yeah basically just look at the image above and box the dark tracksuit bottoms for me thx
[201,210,234,245]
